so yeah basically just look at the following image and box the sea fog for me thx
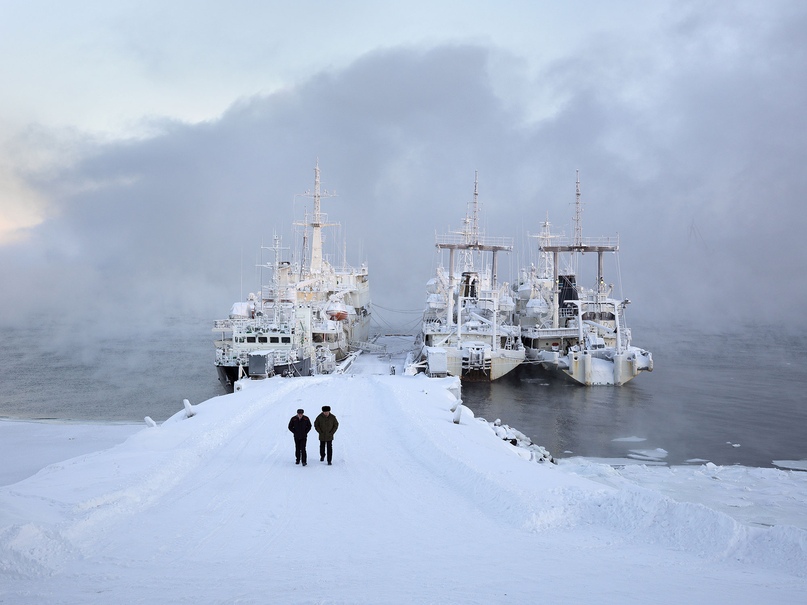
[1,318,805,469]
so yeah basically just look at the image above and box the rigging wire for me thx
[370,308,420,335]
[372,304,421,328]
[372,303,423,314]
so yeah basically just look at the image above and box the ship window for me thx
[247,336,256,343]
[313,333,323,343]
[258,336,268,343]
[281,337,291,344]
[270,337,279,344]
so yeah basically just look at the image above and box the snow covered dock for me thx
[1,365,806,603]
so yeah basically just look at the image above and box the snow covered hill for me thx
[1,372,806,604]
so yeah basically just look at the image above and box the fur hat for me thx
[322,406,331,412]
[297,409,304,414]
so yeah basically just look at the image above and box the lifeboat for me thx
[326,303,349,321]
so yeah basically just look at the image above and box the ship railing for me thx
[227,317,293,332]
[544,235,619,249]
[423,319,450,333]
[435,232,514,249]
[524,327,579,339]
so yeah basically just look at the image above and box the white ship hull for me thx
[528,346,653,386]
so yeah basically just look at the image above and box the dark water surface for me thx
[1,320,805,468]
[462,325,807,467]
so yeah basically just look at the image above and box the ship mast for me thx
[573,169,583,247]
[299,210,308,281]
[542,171,619,327]
[299,160,337,276]
[458,172,482,273]
[572,169,583,274]
[260,234,289,323]
[471,171,481,245]
[532,213,558,279]
[436,171,512,289]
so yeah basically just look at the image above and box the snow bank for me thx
[0,421,139,486]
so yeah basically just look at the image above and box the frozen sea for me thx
[1,318,805,470]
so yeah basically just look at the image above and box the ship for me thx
[407,173,525,381]
[213,163,371,389]
[514,172,653,385]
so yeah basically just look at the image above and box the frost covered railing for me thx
[542,235,619,250]
[213,317,295,332]
[435,233,514,249]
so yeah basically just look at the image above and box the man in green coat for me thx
[314,405,339,465]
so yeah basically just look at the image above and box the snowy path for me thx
[1,373,806,603]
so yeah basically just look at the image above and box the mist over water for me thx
[0,317,222,423]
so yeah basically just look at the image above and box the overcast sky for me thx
[1,0,805,339]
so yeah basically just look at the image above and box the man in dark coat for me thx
[288,408,312,466]
[314,405,339,465]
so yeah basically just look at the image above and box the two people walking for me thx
[288,405,339,466]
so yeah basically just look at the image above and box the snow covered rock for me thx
[481,418,555,464]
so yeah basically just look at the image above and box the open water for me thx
[1,319,805,469]
[462,325,807,468]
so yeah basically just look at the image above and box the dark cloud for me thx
[3,4,807,351]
